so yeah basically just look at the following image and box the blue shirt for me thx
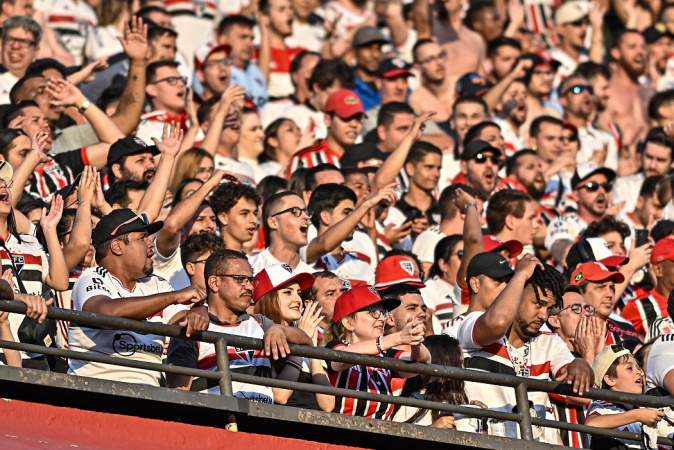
[230,63,268,109]
[354,76,381,112]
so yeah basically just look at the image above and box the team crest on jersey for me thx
[11,255,24,273]
[400,261,414,275]
[368,286,380,298]
[281,263,293,273]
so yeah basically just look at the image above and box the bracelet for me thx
[464,202,477,213]
[79,99,91,113]
[376,336,385,356]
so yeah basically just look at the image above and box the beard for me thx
[516,314,542,339]
[525,182,545,201]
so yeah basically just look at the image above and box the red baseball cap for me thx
[253,263,315,303]
[570,262,625,286]
[324,89,367,119]
[333,286,401,323]
[374,255,425,289]
[651,237,674,264]
[483,235,523,259]
[194,42,232,70]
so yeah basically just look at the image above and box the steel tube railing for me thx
[1,300,673,446]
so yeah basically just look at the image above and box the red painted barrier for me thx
[0,399,369,450]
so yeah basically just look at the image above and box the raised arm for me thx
[305,183,398,263]
[472,255,543,346]
[110,16,149,135]
[61,166,95,271]
[454,188,483,288]
[9,130,50,209]
[411,0,432,39]
[588,2,606,64]
[371,112,435,192]
[40,195,70,291]
[155,170,231,257]
[482,58,531,114]
[199,84,246,156]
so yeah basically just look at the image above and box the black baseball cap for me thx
[93,208,164,249]
[341,142,387,168]
[466,252,514,281]
[651,220,674,243]
[54,173,81,203]
[455,72,492,97]
[644,23,674,44]
[106,136,160,168]
[376,57,413,78]
[461,139,502,161]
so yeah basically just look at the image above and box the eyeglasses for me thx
[561,135,578,143]
[204,57,233,69]
[151,76,187,86]
[577,181,613,193]
[418,51,448,65]
[0,179,14,189]
[4,37,35,48]
[189,258,208,265]
[564,85,594,96]
[272,206,313,219]
[472,153,500,165]
[363,306,389,320]
[558,303,595,316]
[216,274,259,286]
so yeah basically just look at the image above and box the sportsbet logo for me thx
[574,272,583,283]
[113,333,162,356]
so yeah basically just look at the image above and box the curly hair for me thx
[525,264,565,309]
[209,182,262,226]
[581,215,630,241]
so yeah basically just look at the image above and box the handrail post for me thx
[215,338,233,396]
[515,382,533,440]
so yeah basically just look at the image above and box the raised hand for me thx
[91,171,111,214]
[185,88,198,126]
[408,111,437,141]
[510,57,533,79]
[588,1,607,27]
[8,115,24,130]
[77,166,96,205]
[364,182,399,209]
[174,285,207,305]
[30,131,52,162]
[453,187,476,211]
[40,194,64,230]
[71,56,109,84]
[1,268,14,290]
[299,301,324,346]
[514,254,544,279]
[384,221,413,244]
[507,0,525,27]
[46,79,86,109]
[119,16,148,61]
[152,122,184,158]
[218,84,246,115]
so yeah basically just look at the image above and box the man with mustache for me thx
[560,74,619,172]
[606,30,650,156]
[493,79,527,153]
[617,175,664,240]
[106,137,159,184]
[459,139,501,200]
[545,162,616,253]
[613,128,674,212]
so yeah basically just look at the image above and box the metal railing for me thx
[0,299,672,447]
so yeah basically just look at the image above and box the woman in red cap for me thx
[253,263,335,412]
[322,285,431,420]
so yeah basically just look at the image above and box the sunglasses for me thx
[577,181,613,193]
[451,250,464,259]
[564,85,594,96]
[561,135,578,143]
[472,153,500,165]
[569,18,589,27]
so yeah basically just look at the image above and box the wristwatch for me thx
[79,99,91,113]
[464,202,477,213]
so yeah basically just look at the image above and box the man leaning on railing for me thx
[67,209,211,386]
[457,256,595,443]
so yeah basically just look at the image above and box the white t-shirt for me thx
[421,275,456,332]
[282,103,328,140]
[84,25,123,62]
[412,225,446,264]
[213,154,257,186]
[577,125,619,172]
[314,251,375,287]
[152,245,190,291]
[35,0,98,65]
[457,311,574,441]
[286,20,325,52]
[249,248,316,275]
[612,172,645,214]
[549,47,589,92]
[646,334,674,400]
[68,266,186,386]
[544,214,589,251]
[135,111,204,147]
[0,71,18,105]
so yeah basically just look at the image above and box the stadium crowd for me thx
[2,0,674,447]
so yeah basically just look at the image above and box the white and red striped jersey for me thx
[35,0,98,65]
[166,313,275,402]
[68,266,184,386]
[647,316,674,341]
[282,101,328,141]
[314,251,375,287]
[326,339,405,420]
[135,110,203,146]
[167,0,217,71]
[421,276,457,331]
[458,311,574,441]
[342,229,379,272]
[268,47,307,99]
[621,289,669,339]
[213,154,256,186]
[549,393,589,448]
[284,140,342,178]
[53,270,83,350]
[586,401,643,449]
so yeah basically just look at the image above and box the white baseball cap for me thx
[253,263,315,302]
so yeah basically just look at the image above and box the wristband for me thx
[79,99,91,113]
[376,336,385,356]
[464,202,477,213]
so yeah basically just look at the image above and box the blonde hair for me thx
[320,313,357,347]
[98,0,129,27]
[254,290,285,325]
[171,148,214,193]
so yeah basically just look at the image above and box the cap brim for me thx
[574,167,616,188]
[495,240,523,259]
[481,265,515,280]
[599,255,628,267]
[54,173,82,201]
[285,272,316,292]
[382,69,413,78]
[95,220,164,249]
[375,278,425,289]
[585,272,625,284]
